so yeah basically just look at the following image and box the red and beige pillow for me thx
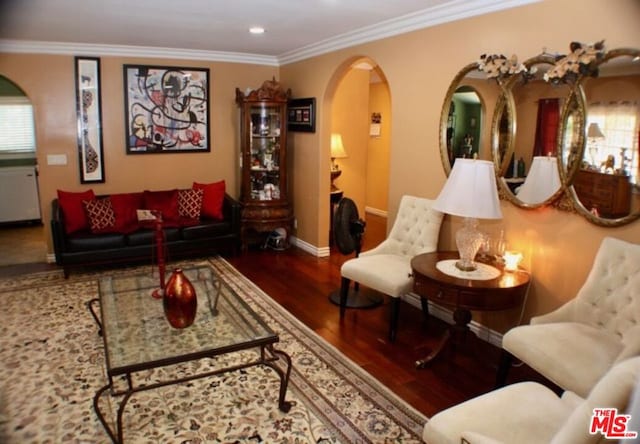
[178,188,204,219]
[82,197,117,233]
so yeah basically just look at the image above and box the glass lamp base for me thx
[455,217,484,272]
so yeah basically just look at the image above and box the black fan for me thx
[329,198,383,308]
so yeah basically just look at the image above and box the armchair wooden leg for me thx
[495,350,513,388]
[389,297,401,342]
[339,277,350,318]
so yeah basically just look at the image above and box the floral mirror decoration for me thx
[477,53,528,84]
[544,40,606,85]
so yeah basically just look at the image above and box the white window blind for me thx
[0,96,36,153]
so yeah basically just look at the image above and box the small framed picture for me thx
[288,97,316,133]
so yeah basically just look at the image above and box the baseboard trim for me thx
[289,236,329,257]
[403,292,503,348]
[46,253,56,264]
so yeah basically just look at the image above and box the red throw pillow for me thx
[57,189,95,234]
[178,188,204,219]
[143,190,180,225]
[110,192,144,233]
[193,180,225,220]
[83,198,116,233]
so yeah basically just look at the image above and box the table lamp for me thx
[516,156,561,204]
[330,133,348,191]
[587,122,605,167]
[433,158,503,271]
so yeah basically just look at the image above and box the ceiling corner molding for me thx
[0,39,280,66]
[277,0,541,65]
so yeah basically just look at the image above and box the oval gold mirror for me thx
[562,48,640,226]
[494,55,569,208]
[440,63,505,176]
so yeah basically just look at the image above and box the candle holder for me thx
[503,250,523,272]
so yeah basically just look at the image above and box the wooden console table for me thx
[411,251,530,368]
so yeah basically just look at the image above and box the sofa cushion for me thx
[66,232,126,252]
[178,188,204,219]
[57,189,95,234]
[110,192,144,233]
[181,219,231,240]
[193,180,225,220]
[83,197,116,233]
[143,190,180,226]
[126,227,181,246]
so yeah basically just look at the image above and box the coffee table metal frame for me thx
[87,265,292,444]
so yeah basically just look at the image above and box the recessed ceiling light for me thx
[249,27,265,35]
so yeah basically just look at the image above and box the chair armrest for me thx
[530,299,577,325]
[50,199,67,264]
[560,391,584,409]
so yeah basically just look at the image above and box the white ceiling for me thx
[0,0,538,65]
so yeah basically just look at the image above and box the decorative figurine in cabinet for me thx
[236,79,293,248]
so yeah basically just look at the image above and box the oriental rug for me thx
[0,257,426,443]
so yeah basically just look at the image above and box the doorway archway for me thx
[323,57,391,252]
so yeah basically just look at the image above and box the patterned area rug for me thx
[0,257,427,443]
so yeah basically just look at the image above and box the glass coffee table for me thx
[87,265,292,443]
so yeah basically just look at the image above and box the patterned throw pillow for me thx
[178,188,204,219]
[82,198,116,233]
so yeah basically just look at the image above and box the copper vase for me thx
[163,268,197,328]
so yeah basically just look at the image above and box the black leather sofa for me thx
[51,193,241,277]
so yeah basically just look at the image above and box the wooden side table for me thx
[411,251,530,368]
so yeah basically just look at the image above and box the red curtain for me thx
[533,98,560,156]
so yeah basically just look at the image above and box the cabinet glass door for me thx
[247,104,283,201]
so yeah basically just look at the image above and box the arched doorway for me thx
[325,57,391,252]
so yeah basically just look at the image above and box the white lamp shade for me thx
[433,159,502,219]
[330,133,348,159]
[516,156,561,204]
[587,122,605,139]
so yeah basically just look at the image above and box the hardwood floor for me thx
[0,213,549,418]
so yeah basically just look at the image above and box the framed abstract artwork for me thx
[287,97,316,133]
[75,56,105,183]
[123,65,210,154]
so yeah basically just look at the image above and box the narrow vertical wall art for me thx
[75,57,105,183]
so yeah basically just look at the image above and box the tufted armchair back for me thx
[360,195,443,259]
[532,236,640,362]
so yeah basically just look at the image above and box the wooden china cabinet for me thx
[235,79,293,248]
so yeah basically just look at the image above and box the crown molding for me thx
[0,39,280,66]
[277,0,540,65]
[0,0,539,67]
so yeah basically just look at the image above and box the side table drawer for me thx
[414,277,458,308]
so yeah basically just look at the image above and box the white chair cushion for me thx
[423,382,573,444]
[503,322,623,398]
[341,254,412,298]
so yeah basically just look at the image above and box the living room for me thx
[1,0,640,442]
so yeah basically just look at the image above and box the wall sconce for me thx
[503,250,523,272]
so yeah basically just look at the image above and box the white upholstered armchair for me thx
[497,236,640,398]
[423,356,640,444]
[338,195,443,342]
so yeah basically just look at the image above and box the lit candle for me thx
[503,250,523,272]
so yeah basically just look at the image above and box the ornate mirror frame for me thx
[493,54,568,209]
[439,63,503,176]
[560,47,640,227]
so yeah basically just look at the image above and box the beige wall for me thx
[331,67,370,215]
[2,0,639,331]
[280,0,640,328]
[367,80,391,213]
[0,54,277,253]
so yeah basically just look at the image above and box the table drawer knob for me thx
[436,290,444,299]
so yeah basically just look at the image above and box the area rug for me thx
[0,257,427,443]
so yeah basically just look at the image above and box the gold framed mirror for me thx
[439,63,505,176]
[560,48,640,226]
[493,54,570,208]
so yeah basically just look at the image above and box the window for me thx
[587,100,639,185]
[0,96,36,153]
